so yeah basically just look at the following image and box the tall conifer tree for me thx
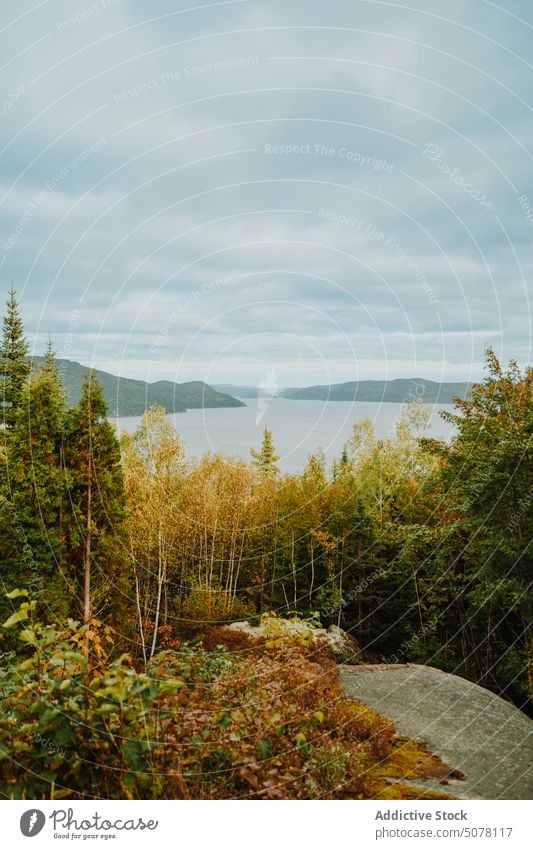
[3,346,70,618]
[0,288,31,431]
[64,373,130,625]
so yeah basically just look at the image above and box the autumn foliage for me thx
[0,604,450,800]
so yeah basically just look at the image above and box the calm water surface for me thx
[118,398,455,473]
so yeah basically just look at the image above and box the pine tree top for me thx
[0,288,31,429]
[1,289,29,358]
[251,427,280,477]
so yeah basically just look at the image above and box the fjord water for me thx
[118,398,455,473]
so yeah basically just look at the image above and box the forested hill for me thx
[31,357,245,417]
[280,378,472,403]
[212,383,264,398]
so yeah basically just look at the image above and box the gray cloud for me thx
[0,0,531,384]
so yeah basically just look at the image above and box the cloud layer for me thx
[1,0,531,385]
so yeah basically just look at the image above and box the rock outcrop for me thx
[227,619,359,662]
[340,663,533,800]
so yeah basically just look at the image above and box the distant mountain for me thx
[212,384,262,398]
[32,358,245,417]
[279,379,472,404]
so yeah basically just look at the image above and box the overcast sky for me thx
[0,0,531,387]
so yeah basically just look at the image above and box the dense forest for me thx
[0,289,531,799]
[278,378,472,403]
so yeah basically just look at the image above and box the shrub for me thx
[0,602,188,799]
[0,598,453,799]
[200,625,266,654]
[177,585,253,637]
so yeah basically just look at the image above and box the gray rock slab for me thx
[340,663,533,800]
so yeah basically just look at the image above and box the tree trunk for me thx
[150,525,164,660]
[133,559,147,664]
[83,450,92,625]
[337,555,343,627]
[310,545,315,604]
[291,532,297,609]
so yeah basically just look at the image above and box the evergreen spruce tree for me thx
[64,373,130,625]
[0,288,31,431]
[44,336,56,371]
[2,347,70,620]
[0,297,56,625]
[251,428,280,478]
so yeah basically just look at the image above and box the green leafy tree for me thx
[64,373,130,626]
[0,288,31,432]
[440,349,532,537]
[423,349,532,708]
